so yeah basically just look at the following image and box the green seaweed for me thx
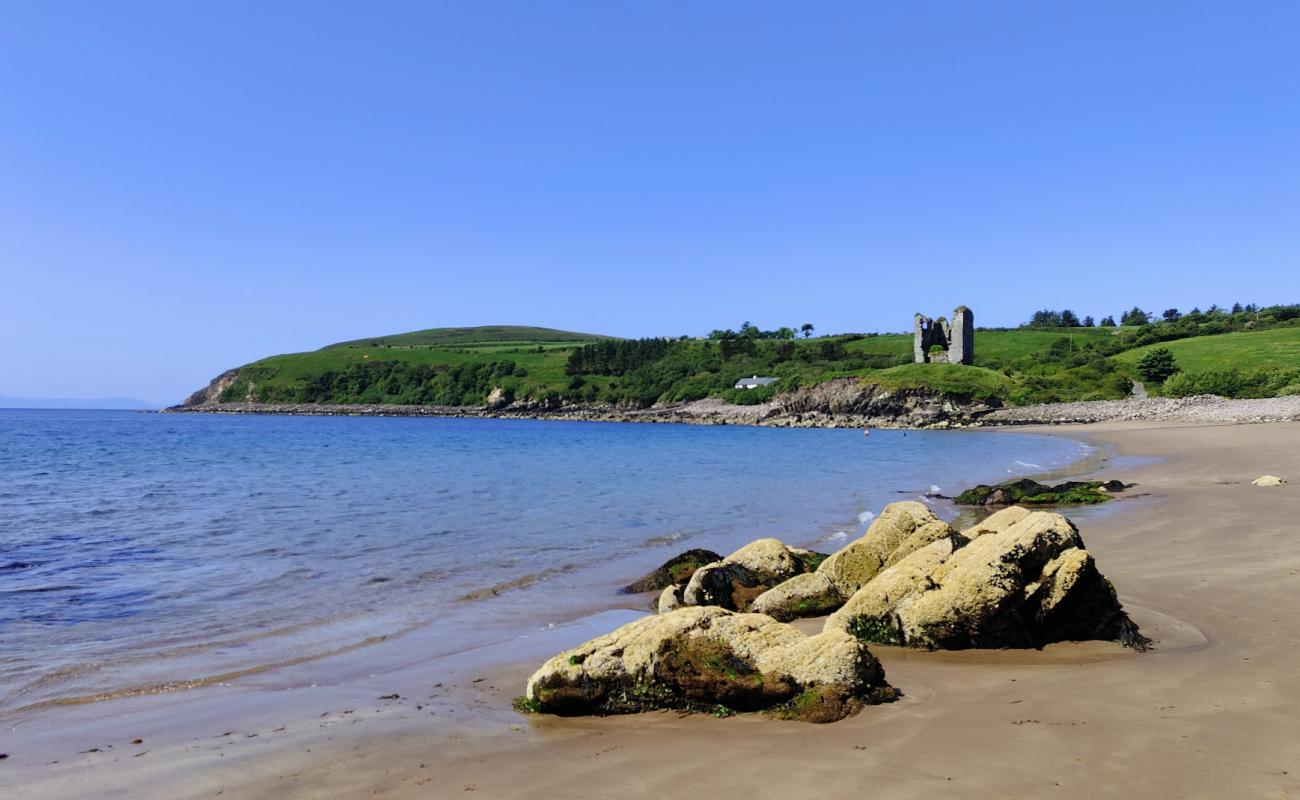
[846,616,903,646]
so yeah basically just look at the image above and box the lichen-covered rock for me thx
[816,502,954,594]
[524,606,896,721]
[674,538,825,612]
[825,538,962,644]
[725,538,806,580]
[750,573,845,622]
[826,510,1146,650]
[962,506,1030,540]
[623,549,725,594]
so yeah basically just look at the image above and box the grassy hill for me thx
[1114,327,1300,372]
[200,316,1300,409]
[324,325,614,350]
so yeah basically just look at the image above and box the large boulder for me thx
[523,606,896,722]
[622,549,724,593]
[816,501,957,595]
[676,538,824,612]
[826,510,1146,650]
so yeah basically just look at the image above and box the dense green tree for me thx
[1027,309,1064,328]
[1136,347,1180,382]
[1120,307,1150,326]
[1060,309,1081,327]
[800,323,815,338]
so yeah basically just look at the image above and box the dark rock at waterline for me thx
[955,478,1132,507]
[621,549,723,593]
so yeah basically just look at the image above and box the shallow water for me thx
[0,410,1092,712]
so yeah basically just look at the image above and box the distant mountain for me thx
[0,394,160,410]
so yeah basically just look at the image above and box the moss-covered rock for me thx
[955,478,1129,507]
[524,606,895,722]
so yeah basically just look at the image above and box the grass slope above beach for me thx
[202,317,1300,410]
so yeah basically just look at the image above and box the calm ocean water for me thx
[0,410,1093,713]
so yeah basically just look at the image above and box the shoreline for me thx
[6,421,1300,798]
[165,392,1300,429]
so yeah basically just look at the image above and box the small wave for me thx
[459,563,583,601]
[640,531,686,547]
[820,530,849,543]
[929,484,942,495]
[856,510,876,524]
[1014,460,1043,470]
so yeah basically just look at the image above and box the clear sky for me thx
[2,1,1297,403]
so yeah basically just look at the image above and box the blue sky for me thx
[2,1,1297,403]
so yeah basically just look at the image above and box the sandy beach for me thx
[4,420,1299,799]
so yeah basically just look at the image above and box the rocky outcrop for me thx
[772,379,998,429]
[622,549,724,594]
[673,539,825,612]
[824,508,1146,650]
[180,369,242,407]
[523,606,896,722]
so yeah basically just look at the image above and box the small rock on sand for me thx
[1251,475,1287,486]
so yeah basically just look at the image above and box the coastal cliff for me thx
[168,376,1001,429]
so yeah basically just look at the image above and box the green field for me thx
[202,318,1300,408]
[1114,327,1300,372]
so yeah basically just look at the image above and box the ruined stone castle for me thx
[913,306,974,365]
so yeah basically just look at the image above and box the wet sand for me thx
[5,421,1300,798]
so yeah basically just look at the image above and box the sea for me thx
[0,409,1095,713]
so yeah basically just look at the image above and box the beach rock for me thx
[750,573,846,622]
[816,502,955,595]
[523,606,896,721]
[826,510,1146,650]
[1251,475,1287,487]
[675,539,825,612]
[622,549,725,593]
